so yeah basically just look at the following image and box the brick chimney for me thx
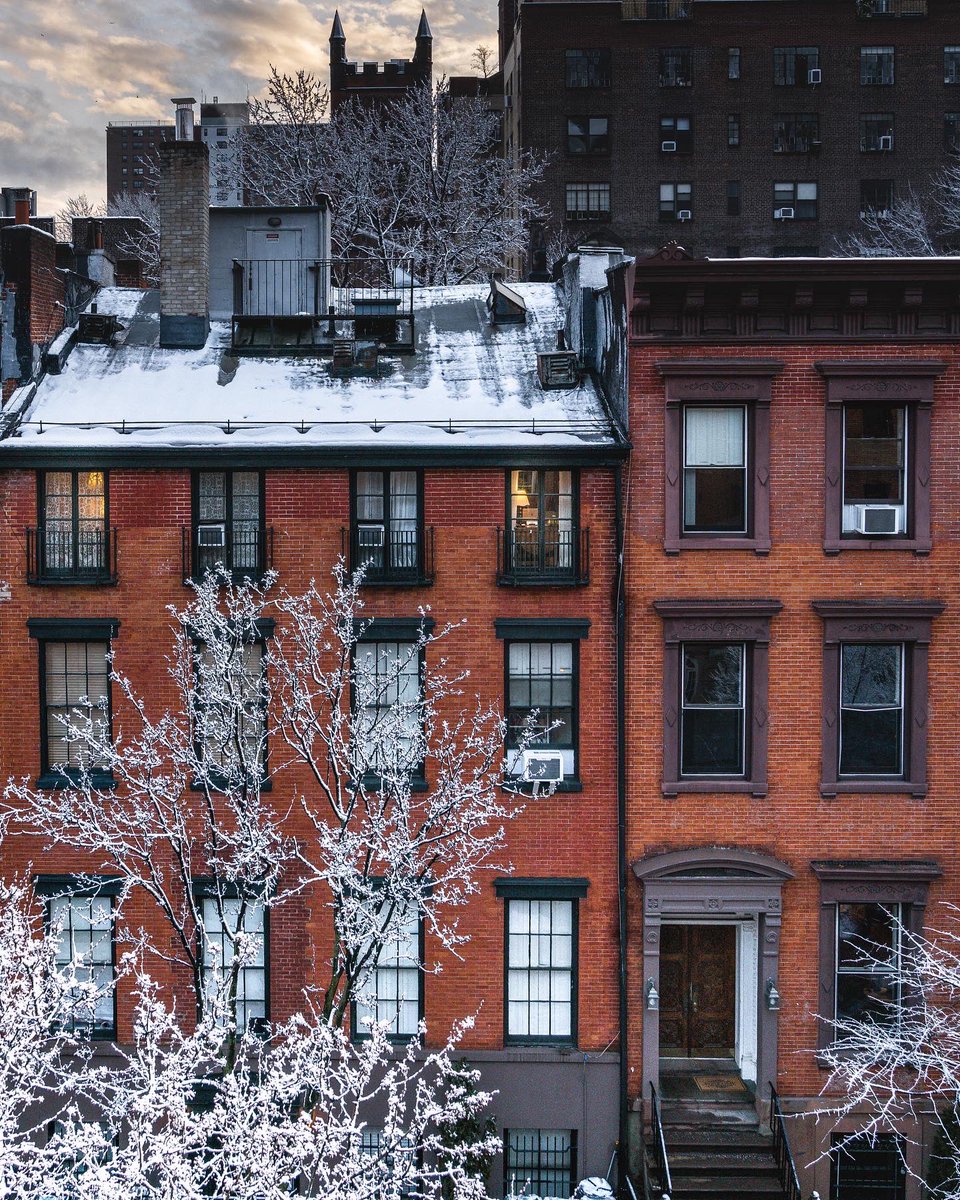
[158,96,210,348]
[0,220,65,399]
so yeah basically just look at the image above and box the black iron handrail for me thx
[26,525,118,585]
[342,524,434,586]
[182,525,274,584]
[650,1084,672,1199]
[769,1084,802,1200]
[496,525,590,585]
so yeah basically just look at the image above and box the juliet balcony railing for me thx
[26,525,118,585]
[182,525,274,584]
[342,524,435,586]
[496,525,590,586]
[856,0,927,16]
[231,258,416,354]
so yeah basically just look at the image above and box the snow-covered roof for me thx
[1,285,621,458]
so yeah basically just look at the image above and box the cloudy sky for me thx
[1,0,496,216]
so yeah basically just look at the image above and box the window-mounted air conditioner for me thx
[808,67,822,84]
[197,524,226,548]
[855,503,903,535]
[520,748,564,783]
[677,209,692,221]
[774,207,795,219]
[661,140,677,152]
[358,524,385,548]
[879,134,893,150]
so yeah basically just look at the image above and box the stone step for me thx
[670,1150,781,1177]
[666,1128,774,1153]
[668,1176,785,1199]
[661,1100,761,1127]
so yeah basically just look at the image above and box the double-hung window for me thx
[195,638,268,786]
[30,619,117,788]
[41,882,117,1038]
[682,406,747,533]
[774,181,818,219]
[659,181,692,221]
[660,115,692,153]
[34,471,112,584]
[727,114,741,147]
[199,892,267,1033]
[567,116,609,154]
[503,469,581,582]
[861,46,894,86]
[815,600,942,796]
[353,895,422,1039]
[843,400,905,530]
[728,48,741,80]
[946,112,960,150]
[505,897,576,1041]
[656,600,779,796]
[835,902,901,1026]
[191,471,265,580]
[505,1129,577,1200]
[353,629,426,783]
[351,470,424,583]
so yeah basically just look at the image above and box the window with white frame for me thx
[196,640,266,782]
[505,1129,577,1199]
[506,898,575,1041]
[836,902,901,1025]
[200,895,266,1032]
[353,640,422,778]
[839,643,904,777]
[49,893,115,1037]
[682,406,748,533]
[842,403,906,534]
[353,896,421,1038]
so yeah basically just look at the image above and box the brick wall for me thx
[0,225,65,394]
[157,141,209,321]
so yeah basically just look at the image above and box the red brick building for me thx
[621,244,960,1198]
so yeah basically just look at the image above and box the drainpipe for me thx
[614,460,629,1193]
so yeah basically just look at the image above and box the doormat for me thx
[693,1074,747,1094]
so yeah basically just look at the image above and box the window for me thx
[727,113,741,146]
[945,46,960,85]
[354,637,424,780]
[773,113,819,152]
[505,1130,577,1199]
[830,1134,906,1200]
[29,620,116,787]
[359,1128,417,1196]
[506,643,576,775]
[773,181,818,219]
[195,639,267,784]
[564,49,611,88]
[191,471,265,580]
[506,899,576,1041]
[351,470,425,583]
[859,179,895,219]
[659,181,692,221]
[216,126,229,136]
[46,889,115,1036]
[773,46,819,86]
[565,181,610,220]
[566,116,609,154]
[814,600,943,796]
[813,859,940,1055]
[946,112,960,149]
[659,114,692,153]
[659,48,692,86]
[655,599,780,796]
[728,47,741,80]
[353,896,421,1039]
[503,469,582,582]
[860,112,894,150]
[726,180,741,216]
[200,894,266,1033]
[660,359,781,554]
[33,471,112,584]
[861,46,894,85]
[817,359,944,553]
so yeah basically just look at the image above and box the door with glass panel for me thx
[353,471,420,581]
[41,470,108,579]
[508,470,576,579]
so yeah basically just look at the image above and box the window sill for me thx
[503,778,583,795]
[665,535,770,555]
[821,780,927,798]
[36,771,116,791]
[824,536,931,556]
[663,778,767,797]
[27,574,118,587]
[505,1036,579,1049]
[359,576,434,589]
[360,773,430,793]
[497,574,589,588]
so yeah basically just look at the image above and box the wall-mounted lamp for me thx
[765,979,781,1012]
[645,978,659,1011]
[267,216,282,228]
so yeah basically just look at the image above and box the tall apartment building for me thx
[105,120,175,203]
[199,100,249,206]
[502,0,960,268]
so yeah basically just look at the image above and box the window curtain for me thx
[389,471,418,568]
[685,407,745,467]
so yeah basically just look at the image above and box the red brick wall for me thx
[625,339,960,1100]
[0,464,621,1052]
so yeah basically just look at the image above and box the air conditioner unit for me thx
[358,524,385,548]
[677,209,692,221]
[879,134,893,150]
[808,67,822,84]
[197,524,226,548]
[661,140,677,152]
[855,504,903,535]
[520,748,564,783]
[774,207,795,219]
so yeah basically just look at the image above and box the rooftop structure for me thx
[329,9,433,111]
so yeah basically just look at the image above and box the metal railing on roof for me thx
[20,416,613,438]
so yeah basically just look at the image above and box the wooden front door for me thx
[659,925,736,1057]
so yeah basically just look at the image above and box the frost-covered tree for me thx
[55,194,105,243]
[238,77,548,283]
[815,905,960,1196]
[837,158,960,257]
